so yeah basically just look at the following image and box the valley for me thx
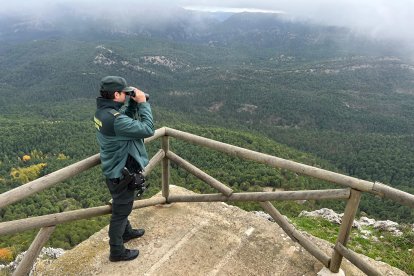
[0,8,413,273]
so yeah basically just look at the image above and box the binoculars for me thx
[126,91,149,101]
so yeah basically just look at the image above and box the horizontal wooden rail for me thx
[372,182,414,210]
[0,128,164,209]
[260,201,331,267]
[0,197,166,236]
[168,189,350,203]
[0,150,167,235]
[334,243,382,276]
[144,127,166,144]
[165,127,414,208]
[0,154,101,209]
[166,151,233,196]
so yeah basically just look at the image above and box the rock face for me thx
[299,208,406,236]
[33,186,407,276]
[0,247,64,274]
[299,208,345,225]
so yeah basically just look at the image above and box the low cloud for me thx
[181,0,414,43]
[2,0,414,45]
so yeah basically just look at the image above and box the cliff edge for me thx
[33,185,407,275]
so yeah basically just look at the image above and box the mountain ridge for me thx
[0,9,413,274]
[1,8,410,58]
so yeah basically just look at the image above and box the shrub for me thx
[0,247,14,263]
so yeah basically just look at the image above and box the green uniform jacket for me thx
[94,97,155,179]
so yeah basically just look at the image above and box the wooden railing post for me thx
[13,226,55,276]
[330,189,362,272]
[162,135,170,201]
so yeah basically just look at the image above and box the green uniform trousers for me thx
[106,178,135,256]
[109,201,134,256]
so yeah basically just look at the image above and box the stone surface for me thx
[33,186,407,276]
[299,208,344,225]
[317,267,345,276]
[299,208,409,236]
[358,216,376,227]
[373,220,403,236]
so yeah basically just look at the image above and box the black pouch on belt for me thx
[121,167,149,197]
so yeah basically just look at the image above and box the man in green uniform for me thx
[94,76,154,262]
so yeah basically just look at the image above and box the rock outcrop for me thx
[299,208,407,236]
[0,247,64,275]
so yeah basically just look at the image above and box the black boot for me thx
[109,249,139,262]
[123,228,145,242]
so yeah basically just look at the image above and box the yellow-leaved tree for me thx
[30,149,45,160]
[22,155,31,162]
[57,153,69,160]
[10,163,47,184]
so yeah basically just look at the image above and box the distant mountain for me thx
[1,25,413,133]
[0,6,218,43]
[0,7,409,59]
[0,6,413,267]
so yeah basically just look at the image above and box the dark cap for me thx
[100,76,134,93]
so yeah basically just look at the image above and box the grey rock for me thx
[0,247,65,275]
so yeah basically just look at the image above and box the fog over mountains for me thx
[0,3,412,60]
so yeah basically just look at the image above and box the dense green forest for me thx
[0,116,343,244]
[0,10,413,274]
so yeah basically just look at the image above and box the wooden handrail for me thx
[164,127,414,208]
[0,197,166,236]
[0,128,166,209]
[0,154,101,209]
[167,189,350,203]
[0,126,413,275]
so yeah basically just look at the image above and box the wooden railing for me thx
[1,127,413,276]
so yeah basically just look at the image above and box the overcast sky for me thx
[2,0,413,42]
[184,0,414,42]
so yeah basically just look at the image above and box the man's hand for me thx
[131,88,147,103]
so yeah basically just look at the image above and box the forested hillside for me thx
[1,33,413,214]
[0,8,413,272]
[0,118,340,250]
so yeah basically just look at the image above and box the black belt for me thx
[109,168,146,192]
[109,178,120,184]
